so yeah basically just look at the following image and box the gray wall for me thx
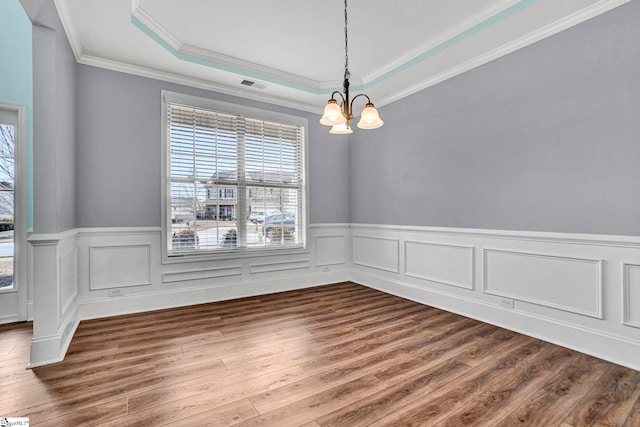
[23,0,76,233]
[75,66,349,227]
[350,1,640,236]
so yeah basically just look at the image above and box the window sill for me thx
[161,245,309,265]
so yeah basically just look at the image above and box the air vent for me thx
[240,79,267,90]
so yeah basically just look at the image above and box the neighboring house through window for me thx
[162,91,308,258]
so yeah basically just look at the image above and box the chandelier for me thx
[319,0,384,134]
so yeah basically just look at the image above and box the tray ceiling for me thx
[55,0,628,112]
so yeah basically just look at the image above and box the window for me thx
[0,122,15,290]
[163,92,307,258]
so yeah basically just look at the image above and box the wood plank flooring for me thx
[1,282,639,426]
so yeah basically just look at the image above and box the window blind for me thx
[166,102,305,255]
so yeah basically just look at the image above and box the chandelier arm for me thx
[349,93,372,115]
[331,91,346,104]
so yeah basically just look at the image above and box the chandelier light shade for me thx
[320,100,346,126]
[329,122,352,134]
[357,103,384,129]
[319,0,384,134]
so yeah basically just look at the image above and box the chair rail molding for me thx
[25,223,640,371]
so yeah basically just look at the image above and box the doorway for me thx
[0,105,26,323]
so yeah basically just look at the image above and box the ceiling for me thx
[54,0,627,113]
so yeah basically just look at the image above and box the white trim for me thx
[77,55,321,114]
[131,2,321,92]
[162,265,243,283]
[404,240,475,290]
[352,235,400,273]
[249,259,311,274]
[363,0,521,86]
[314,234,348,267]
[0,313,19,324]
[28,305,79,368]
[79,270,348,321]
[59,248,78,317]
[61,0,630,111]
[350,223,640,248]
[89,244,152,290]
[377,0,633,107]
[131,0,182,52]
[622,262,640,329]
[28,228,78,244]
[0,103,28,321]
[160,91,310,264]
[351,269,640,372]
[349,223,640,371]
[78,226,161,236]
[25,223,640,372]
[53,0,83,60]
[483,248,604,319]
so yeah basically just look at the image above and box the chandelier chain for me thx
[344,0,350,80]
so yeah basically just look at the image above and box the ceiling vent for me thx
[241,79,267,90]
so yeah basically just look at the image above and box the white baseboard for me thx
[352,270,640,371]
[349,223,640,372]
[28,304,79,368]
[0,314,20,324]
[79,270,348,320]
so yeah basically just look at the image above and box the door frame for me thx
[0,102,27,321]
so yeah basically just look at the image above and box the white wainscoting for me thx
[405,240,474,290]
[26,222,640,371]
[89,244,151,290]
[484,248,603,319]
[75,225,349,320]
[353,235,399,273]
[623,263,640,328]
[59,248,78,319]
[26,224,349,367]
[28,230,80,368]
[349,224,640,371]
[315,235,347,267]
[162,265,243,283]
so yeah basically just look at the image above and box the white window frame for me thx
[0,103,27,321]
[161,91,309,263]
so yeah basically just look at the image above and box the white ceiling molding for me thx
[131,0,528,94]
[361,0,522,87]
[131,2,324,93]
[77,55,323,114]
[53,0,83,60]
[53,0,631,111]
[376,0,633,106]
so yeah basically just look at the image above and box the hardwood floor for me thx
[2,282,639,426]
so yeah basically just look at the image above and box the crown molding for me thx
[377,0,632,107]
[53,0,83,60]
[76,55,322,114]
[130,0,531,95]
[362,0,522,87]
[131,3,324,94]
[131,0,181,51]
[55,0,631,110]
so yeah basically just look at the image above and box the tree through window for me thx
[0,124,14,289]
